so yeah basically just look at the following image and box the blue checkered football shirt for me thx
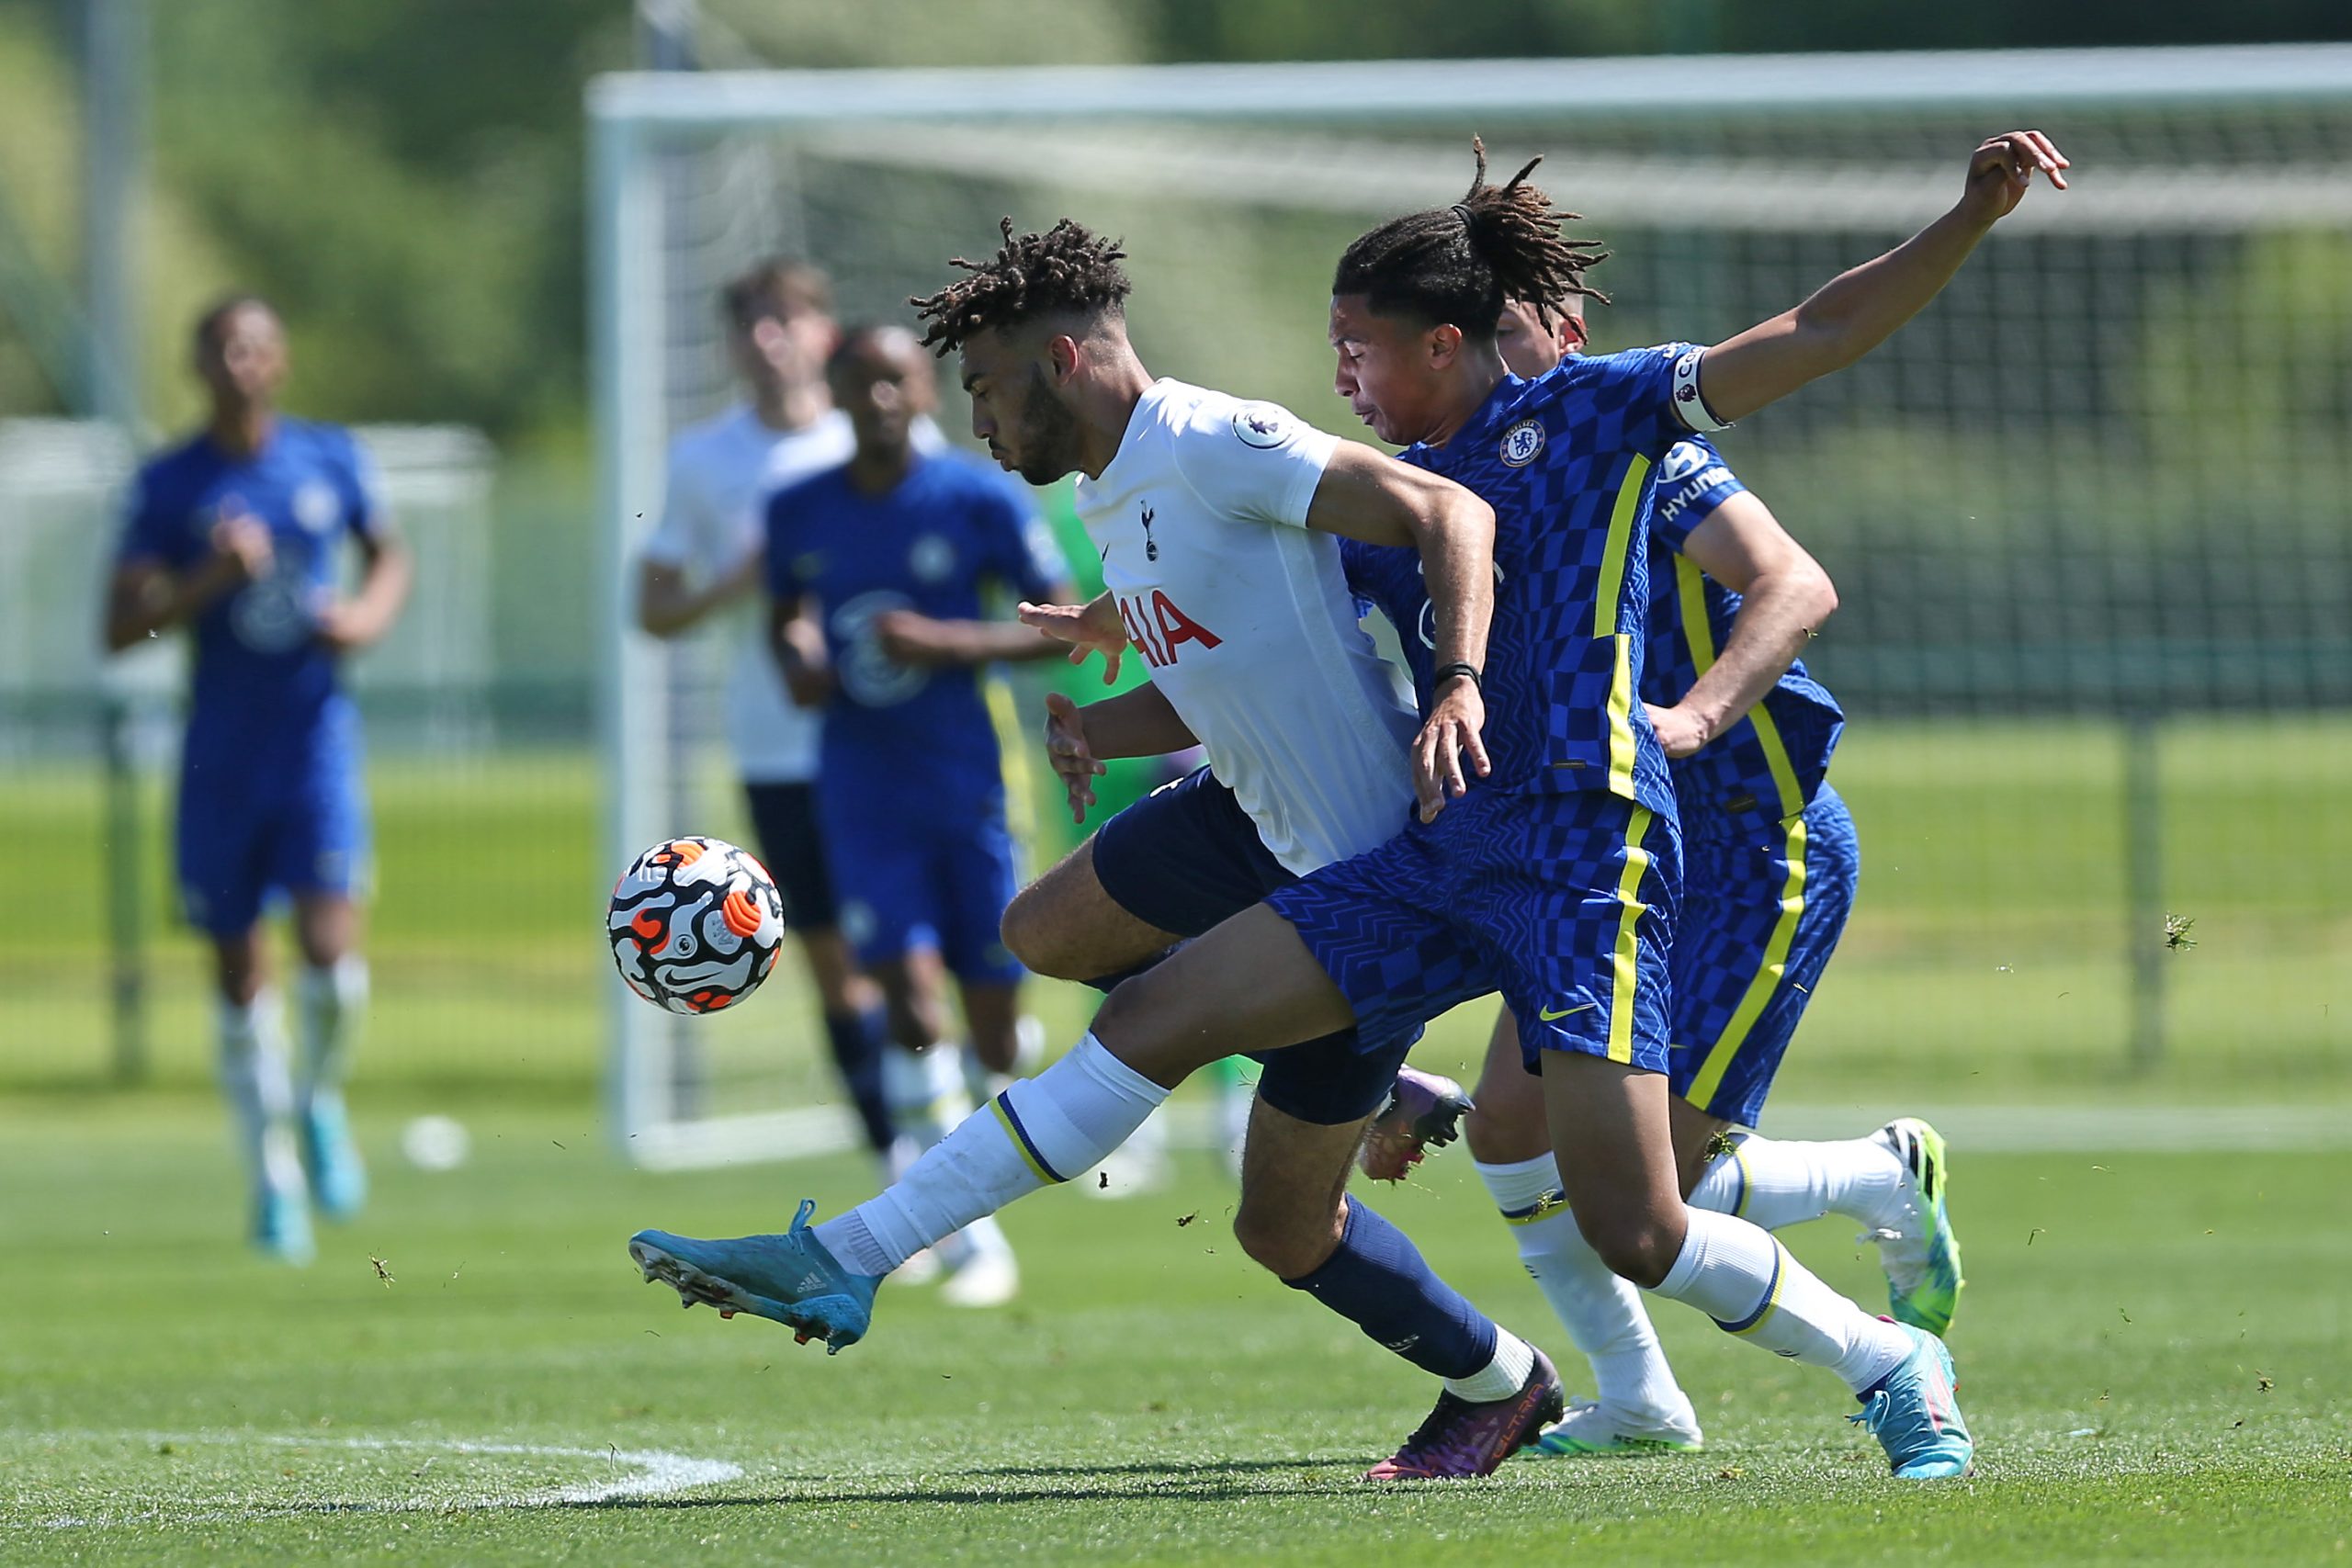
[1342,345,1709,820]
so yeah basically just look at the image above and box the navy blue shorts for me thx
[1668,784,1858,1127]
[742,779,838,933]
[176,734,370,937]
[821,784,1023,986]
[1268,788,1679,1079]
[1091,765,1418,1126]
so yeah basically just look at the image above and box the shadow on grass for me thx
[542,1456,1351,1510]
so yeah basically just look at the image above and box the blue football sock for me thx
[823,1007,896,1156]
[1285,1197,1498,1380]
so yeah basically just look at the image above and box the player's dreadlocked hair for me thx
[910,217,1133,357]
[1332,138,1610,336]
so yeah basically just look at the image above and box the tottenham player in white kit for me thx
[635,261,1014,1299]
[632,219,1584,1478]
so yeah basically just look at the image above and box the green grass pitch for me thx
[0,716,2347,1561]
[1,1098,2346,1564]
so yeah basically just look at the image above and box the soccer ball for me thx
[608,836,786,1014]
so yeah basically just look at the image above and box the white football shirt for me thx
[642,406,945,783]
[1074,379,1419,875]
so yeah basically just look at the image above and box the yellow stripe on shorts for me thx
[1685,814,1810,1111]
[1605,806,1657,1066]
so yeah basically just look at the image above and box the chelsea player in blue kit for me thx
[105,298,412,1262]
[629,132,2066,1485]
[1355,294,1961,1460]
[764,324,1079,1307]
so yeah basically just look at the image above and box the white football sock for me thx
[1688,1133,1908,1234]
[1474,1156,1690,1424]
[219,991,302,1196]
[294,955,368,1116]
[1654,1207,1912,1394]
[882,1043,980,1266]
[1442,1325,1537,1404]
[815,1032,1169,1275]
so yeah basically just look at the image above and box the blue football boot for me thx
[253,1181,315,1266]
[629,1200,880,1353]
[1852,1323,1974,1478]
[300,1093,368,1222]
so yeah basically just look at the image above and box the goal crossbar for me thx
[590,43,2352,133]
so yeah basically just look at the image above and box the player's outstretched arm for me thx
[1304,444,1496,819]
[1696,131,2069,426]
[1649,491,1837,759]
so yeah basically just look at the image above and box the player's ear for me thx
[1427,322,1464,369]
[1046,333,1083,386]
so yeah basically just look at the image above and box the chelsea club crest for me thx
[1499,419,1545,468]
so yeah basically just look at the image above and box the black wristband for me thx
[1434,661,1481,690]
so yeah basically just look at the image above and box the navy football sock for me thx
[823,1007,896,1156]
[1285,1197,1499,1380]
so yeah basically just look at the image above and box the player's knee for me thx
[1577,1205,1679,1290]
[1232,1202,1336,1280]
[998,887,1081,980]
[1462,1096,1549,1167]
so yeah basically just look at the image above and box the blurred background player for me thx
[103,297,412,1262]
[765,322,1080,1307]
[632,258,903,1171]
[1362,293,1959,1459]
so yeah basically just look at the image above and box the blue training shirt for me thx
[116,419,384,773]
[1340,346,1709,820]
[1643,435,1844,819]
[765,450,1065,810]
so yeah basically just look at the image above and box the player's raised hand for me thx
[1958,130,2069,227]
[1018,593,1126,685]
[207,499,273,580]
[1412,674,1489,823]
[1041,690,1108,825]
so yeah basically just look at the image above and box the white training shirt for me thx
[1075,379,1420,875]
[641,405,944,784]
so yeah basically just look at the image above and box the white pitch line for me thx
[24,1432,742,1529]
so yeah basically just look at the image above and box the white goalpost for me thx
[590,44,2352,1168]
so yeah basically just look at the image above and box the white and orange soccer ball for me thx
[608,836,786,1014]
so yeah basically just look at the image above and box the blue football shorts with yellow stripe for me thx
[1265,788,1680,1076]
[1667,782,1858,1128]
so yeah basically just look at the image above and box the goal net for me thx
[592,45,2352,1167]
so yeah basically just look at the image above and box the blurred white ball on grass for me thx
[401,1114,472,1172]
